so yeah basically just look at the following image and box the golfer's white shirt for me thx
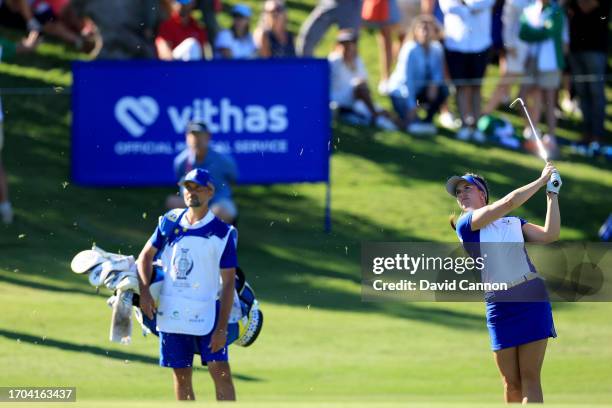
[457,212,537,285]
[154,211,237,336]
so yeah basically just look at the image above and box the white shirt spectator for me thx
[439,0,495,53]
[328,51,368,107]
[502,0,530,73]
[215,29,257,59]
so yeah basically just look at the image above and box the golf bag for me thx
[70,240,263,347]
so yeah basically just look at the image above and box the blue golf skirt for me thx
[485,278,557,351]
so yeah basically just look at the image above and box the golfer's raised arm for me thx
[522,191,560,243]
[471,163,556,230]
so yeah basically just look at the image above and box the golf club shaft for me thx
[510,98,561,187]
[510,98,548,162]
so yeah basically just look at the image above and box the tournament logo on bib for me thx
[173,248,194,280]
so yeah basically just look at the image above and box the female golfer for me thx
[446,162,561,403]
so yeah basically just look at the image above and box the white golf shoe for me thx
[439,111,461,130]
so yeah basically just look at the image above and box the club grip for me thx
[550,171,561,187]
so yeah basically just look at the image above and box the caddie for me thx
[137,168,237,401]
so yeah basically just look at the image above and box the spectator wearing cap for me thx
[387,14,448,135]
[167,122,239,224]
[214,4,257,59]
[255,0,296,58]
[156,0,209,60]
[328,30,398,130]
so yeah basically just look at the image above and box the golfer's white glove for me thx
[547,172,562,195]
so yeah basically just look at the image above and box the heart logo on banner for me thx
[114,96,160,137]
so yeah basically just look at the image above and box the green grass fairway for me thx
[1,1,612,405]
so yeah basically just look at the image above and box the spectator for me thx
[197,0,222,45]
[483,0,530,115]
[167,122,239,224]
[0,0,96,53]
[296,0,362,56]
[46,0,98,42]
[396,0,435,46]
[567,0,609,146]
[519,0,566,155]
[387,15,448,135]
[255,0,296,58]
[214,4,257,59]
[71,0,159,59]
[329,30,398,130]
[439,0,494,142]
[156,0,208,61]
[361,0,401,95]
[0,34,37,224]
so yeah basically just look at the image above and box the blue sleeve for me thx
[220,229,238,269]
[149,225,165,250]
[518,217,528,226]
[456,211,480,242]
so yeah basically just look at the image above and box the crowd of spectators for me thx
[1,0,610,223]
[1,0,607,144]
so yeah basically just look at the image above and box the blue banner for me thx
[71,59,330,186]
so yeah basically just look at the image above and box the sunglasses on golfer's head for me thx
[456,175,489,203]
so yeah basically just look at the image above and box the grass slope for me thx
[1,1,611,405]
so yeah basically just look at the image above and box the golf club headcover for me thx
[547,172,562,194]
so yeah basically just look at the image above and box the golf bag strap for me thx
[158,208,189,247]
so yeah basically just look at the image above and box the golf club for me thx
[510,98,561,188]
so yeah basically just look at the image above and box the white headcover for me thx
[71,250,106,274]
